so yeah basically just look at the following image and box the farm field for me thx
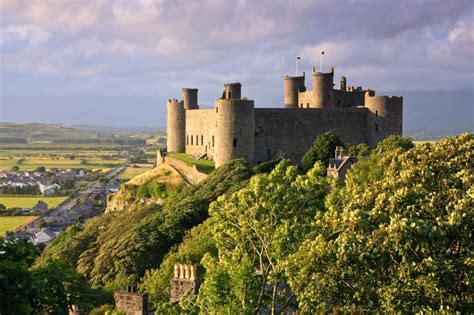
[0,156,127,171]
[117,167,152,180]
[0,216,39,235]
[0,195,68,209]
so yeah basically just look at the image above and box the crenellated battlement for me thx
[170,263,200,303]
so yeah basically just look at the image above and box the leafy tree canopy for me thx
[286,134,473,313]
[196,160,332,314]
[301,132,344,171]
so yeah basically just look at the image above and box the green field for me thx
[0,156,127,171]
[0,195,68,209]
[167,153,215,172]
[0,216,39,234]
[117,167,152,180]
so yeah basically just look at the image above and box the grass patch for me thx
[167,153,215,172]
[0,216,39,234]
[117,167,152,180]
[0,195,68,209]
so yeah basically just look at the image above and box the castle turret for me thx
[166,99,186,153]
[339,76,347,91]
[223,83,241,99]
[215,83,254,167]
[365,92,403,147]
[284,74,306,108]
[182,88,199,110]
[312,67,334,108]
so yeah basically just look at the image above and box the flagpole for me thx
[320,51,325,72]
[296,56,300,76]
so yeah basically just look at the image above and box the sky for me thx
[0,0,473,133]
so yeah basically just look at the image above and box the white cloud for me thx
[0,24,50,46]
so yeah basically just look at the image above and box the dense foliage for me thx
[196,160,332,313]
[301,132,344,171]
[0,239,109,314]
[286,134,473,312]
[39,159,253,289]
[35,135,473,313]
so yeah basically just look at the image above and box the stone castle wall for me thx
[166,67,403,167]
[185,109,216,159]
[254,108,368,163]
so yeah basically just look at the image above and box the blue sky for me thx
[0,0,473,131]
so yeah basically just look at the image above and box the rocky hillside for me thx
[106,163,188,213]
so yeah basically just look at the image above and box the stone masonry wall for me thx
[254,108,368,163]
[185,109,216,159]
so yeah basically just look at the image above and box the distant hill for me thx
[0,123,159,143]
[0,123,98,142]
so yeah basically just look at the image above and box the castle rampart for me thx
[164,66,403,167]
[254,108,368,162]
[185,109,215,159]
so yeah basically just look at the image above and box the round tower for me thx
[223,83,241,99]
[182,88,199,110]
[215,98,255,167]
[365,92,403,147]
[284,74,305,108]
[166,99,186,153]
[312,67,334,108]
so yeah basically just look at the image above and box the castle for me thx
[166,67,403,167]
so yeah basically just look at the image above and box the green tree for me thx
[0,239,108,314]
[10,165,19,172]
[197,160,332,313]
[301,132,344,171]
[374,135,414,153]
[348,143,370,156]
[286,134,473,313]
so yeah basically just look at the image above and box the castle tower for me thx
[339,76,347,91]
[284,74,306,108]
[365,92,403,147]
[223,83,241,99]
[312,67,334,108]
[166,99,186,153]
[215,83,254,167]
[182,88,199,110]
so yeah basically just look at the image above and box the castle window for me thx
[196,135,198,145]
[400,124,402,132]
[212,135,215,147]
[187,135,189,145]
[375,124,379,132]
[233,138,237,147]
[201,135,203,145]
[228,91,232,99]
[306,103,309,108]
[300,103,303,108]
[191,136,193,145]
[375,110,378,116]
[216,107,218,113]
